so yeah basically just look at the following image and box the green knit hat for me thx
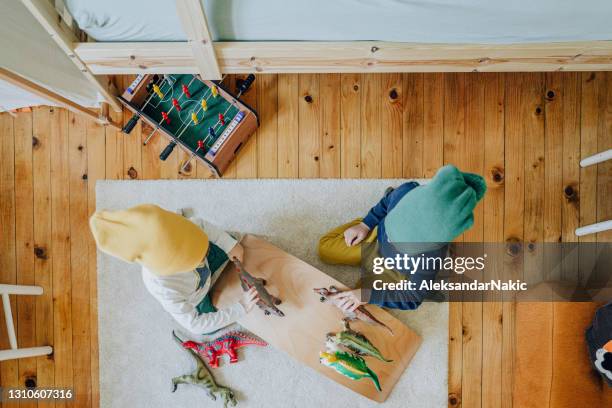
[384,165,487,243]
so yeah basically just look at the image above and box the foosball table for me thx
[119,74,258,177]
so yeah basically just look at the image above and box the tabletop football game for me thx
[119,74,258,177]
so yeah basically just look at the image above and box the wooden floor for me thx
[0,72,611,408]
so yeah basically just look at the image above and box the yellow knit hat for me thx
[89,204,209,276]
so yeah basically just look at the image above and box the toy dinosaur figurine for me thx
[233,258,284,317]
[319,351,382,392]
[182,331,268,368]
[171,332,237,408]
[313,286,394,335]
[326,319,392,362]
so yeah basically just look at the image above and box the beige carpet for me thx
[96,179,448,408]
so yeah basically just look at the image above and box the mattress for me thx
[66,0,612,44]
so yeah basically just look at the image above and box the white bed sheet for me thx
[67,0,612,44]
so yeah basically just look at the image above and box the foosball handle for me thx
[237,74,256,97]
[159,141,177,161]
[122,114,140,134]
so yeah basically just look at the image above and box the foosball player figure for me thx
[182,84,191,98]
[89,204,261,335]
[161,111,171,125]
[172,98,182,112]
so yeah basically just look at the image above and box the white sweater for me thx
[141,217,246,335]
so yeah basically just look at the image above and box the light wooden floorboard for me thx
[0,73,610,408]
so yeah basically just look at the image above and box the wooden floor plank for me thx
[86,117,106,408]
[461,73,485,408]
[504,73,528,408]
[1,72,611,408]
[422,73,445,179]
[360,74,382,178]
[257,74,279,178]
[402,73,423,178]
[481,73,505,408]
[444,72,465,408]
[320,74,341,178]
[579,73,601,244]
[597,72,612,241]
[236,74,259,178]
[560,73,581,282]
[0,112,18,405]
[31,107,55,407]
[14,111,37,408]
[340,73,361,178]
[68,113,91,408]
[381,73,403,178]
[50,109,74,408]
[544,73,564,244]
[298,74,320,178]
[122,76,142,181]
[277,74,299,178]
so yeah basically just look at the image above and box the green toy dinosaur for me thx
[171,331,237,408]
[319,351,382,392]
[326,320,392,363]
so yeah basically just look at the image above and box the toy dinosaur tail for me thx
[368,368,382,392]
[228,331,267,346]
[172,330,183,345]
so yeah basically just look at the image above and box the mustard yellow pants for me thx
[317,218,378,266]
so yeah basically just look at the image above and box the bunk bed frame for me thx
[16,0,612,126]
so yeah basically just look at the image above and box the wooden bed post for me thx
[175,0,222,80]
[18,0,123,113]
[0,67,121,130]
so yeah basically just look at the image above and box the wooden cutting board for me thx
[212,234,422,402]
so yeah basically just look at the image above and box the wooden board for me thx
[212,234,422,402]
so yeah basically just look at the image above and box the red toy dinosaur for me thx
[182,331,267,368]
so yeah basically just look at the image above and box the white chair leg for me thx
[575,220,612,237]
[580,148,612,167]
[0,284,53,362]
[0,346,53,361]
[2,292,17,350]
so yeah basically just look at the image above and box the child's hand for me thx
[239,287,259,313]
[329,289,366,312]
[228,243,244,263]
[343,222,371,246]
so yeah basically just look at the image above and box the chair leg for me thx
[0,285,53,362]
[0,346,53,362]
[575,220,612,237]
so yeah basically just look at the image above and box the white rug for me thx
[96,179,448,408]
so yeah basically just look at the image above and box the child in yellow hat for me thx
[90,204,258,335]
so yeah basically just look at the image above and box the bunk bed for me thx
[9,0,612,127]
